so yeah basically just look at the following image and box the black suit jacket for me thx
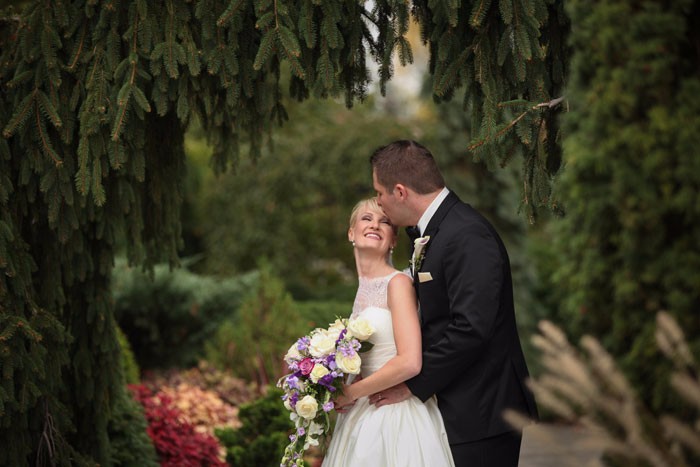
[405,191,538,444]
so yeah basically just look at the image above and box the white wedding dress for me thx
[322,271,454,467]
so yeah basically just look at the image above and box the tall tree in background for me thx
[552,0,700,417]
[198,96,412,299]
[1,1,563,464]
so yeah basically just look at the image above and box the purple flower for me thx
[323,401,335,412]
[297,336,310,351]
[297,427,305,436]
[338,342,356,357]
[318,373,337,391]
[289,434,297,443]
[286,375,300,390]
[338,328,347,342]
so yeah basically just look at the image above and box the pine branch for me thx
[34,102,62,166]
[2,91,36,139]
[470,0,492,29]
[67,24,87,71]
[217,0,246,27]
[468,96,565,151]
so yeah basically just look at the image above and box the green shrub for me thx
[112,258,258,369]
[205,262,306,387]
[107,388,158,467]
[296,300,353,330]
[116,325,140,385]
[215,388,295,467]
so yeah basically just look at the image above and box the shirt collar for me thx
[416,187,450,236]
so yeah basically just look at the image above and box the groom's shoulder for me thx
[446,201,501,237]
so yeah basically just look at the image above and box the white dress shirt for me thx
[416,187,450,236]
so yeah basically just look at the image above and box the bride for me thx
[322,198,454,466]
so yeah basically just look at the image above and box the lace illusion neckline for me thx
[358,271,398,282]
[351,271,402,318]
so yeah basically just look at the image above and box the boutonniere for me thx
[411,236,430,274]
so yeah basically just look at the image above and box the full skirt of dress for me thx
[322,394,454,467]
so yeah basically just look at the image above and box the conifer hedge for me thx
[553,0,700,413]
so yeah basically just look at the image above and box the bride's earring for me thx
[351,240,356,247]
[389,247,394,254]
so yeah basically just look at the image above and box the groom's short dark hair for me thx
[370,140,445,194]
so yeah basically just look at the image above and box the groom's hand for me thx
[369,383,412,408]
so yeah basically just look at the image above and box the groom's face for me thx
[373,170,401,225]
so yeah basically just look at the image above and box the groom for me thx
[368,140,538,466]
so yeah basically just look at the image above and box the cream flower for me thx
[347,317,375,341]
[326,319,345,341]
[411,235,431,272]
[308,330,337,358]
[284,343,302,363]
[310,364,330,383]
[336,352,362,374]
[295,395,319,419]
[309,421,325,436]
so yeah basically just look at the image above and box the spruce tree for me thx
[0,1,562,464]
[553,0,700,416]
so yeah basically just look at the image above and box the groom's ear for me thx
[394,183,408,200]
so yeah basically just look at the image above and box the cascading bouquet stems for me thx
[277,317,375,466]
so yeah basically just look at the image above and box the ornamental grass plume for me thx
[506,311,700,467]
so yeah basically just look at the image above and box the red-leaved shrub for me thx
[129,384,227,467]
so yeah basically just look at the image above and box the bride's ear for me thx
[348,228,354,243]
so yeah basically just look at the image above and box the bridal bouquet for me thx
[277,317,375,466]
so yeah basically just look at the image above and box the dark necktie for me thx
[405,226,421,242]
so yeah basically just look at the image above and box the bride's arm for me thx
[339,274,422,403]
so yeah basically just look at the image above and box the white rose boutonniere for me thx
[411,235,431,274]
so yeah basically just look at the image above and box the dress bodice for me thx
[351,271,402,317]
[350,271,405,376]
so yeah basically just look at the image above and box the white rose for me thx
[326,319,345,341]
[347,318,375,341]
[309,331,337,358]
[284,343,302,363]
[310,364,330,383]
[336,352,362,375]
[296,395,319,419]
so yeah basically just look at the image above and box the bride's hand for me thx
[334,384,356,413]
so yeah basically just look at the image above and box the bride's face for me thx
[349,207,396,255]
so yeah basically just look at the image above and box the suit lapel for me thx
[423,190,460,238]
[412,191,459,282]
